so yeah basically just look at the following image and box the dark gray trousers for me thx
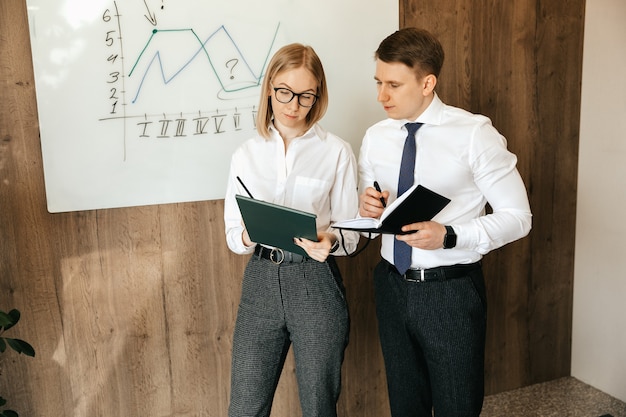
[374,260,487,417]
[228,255,349,417]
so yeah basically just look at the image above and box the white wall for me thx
[572,0,626,403]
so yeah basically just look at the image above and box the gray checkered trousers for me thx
[228,252,350,417]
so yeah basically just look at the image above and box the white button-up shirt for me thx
[225,123,360,256]
[358,93,532,269]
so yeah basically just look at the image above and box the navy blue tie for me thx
[394,122,423,275]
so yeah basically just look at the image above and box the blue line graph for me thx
[128,23,280,103]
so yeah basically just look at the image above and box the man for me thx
[358,27,532,416]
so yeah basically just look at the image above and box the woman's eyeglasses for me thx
[271,84,318,108]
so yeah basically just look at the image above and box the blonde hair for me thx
[256,43,329,138]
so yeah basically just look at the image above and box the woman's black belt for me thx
[255,245,307,264]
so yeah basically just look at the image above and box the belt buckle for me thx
[269,248,285,264]
[404,269,426,282]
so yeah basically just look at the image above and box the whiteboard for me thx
[26,0,397,212]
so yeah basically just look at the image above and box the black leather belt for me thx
[255,246,307,264]
[385,259,481,282]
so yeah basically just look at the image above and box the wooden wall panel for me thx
[335,242,388,416]
[158,201,237,416]
[400,0,473,107]
[470,2,539,393]
[1,2,68,416]
[527,0,584,384]
[1,0,583,415]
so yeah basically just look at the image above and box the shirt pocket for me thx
[292,176,330,210]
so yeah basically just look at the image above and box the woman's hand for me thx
[241,220,254,247]
[293,232,336,262]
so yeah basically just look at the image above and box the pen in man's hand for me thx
[373,181,386,208]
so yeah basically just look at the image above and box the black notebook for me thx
[235,195,318,256]
[332,184,450,234]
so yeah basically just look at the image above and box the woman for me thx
[223,43,359,417]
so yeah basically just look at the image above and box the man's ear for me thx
[423,74,437,95]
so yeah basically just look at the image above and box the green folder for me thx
[235,195,318,256]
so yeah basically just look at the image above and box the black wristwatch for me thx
[443,225,457,249]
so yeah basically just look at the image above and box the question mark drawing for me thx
[225,59,238,80]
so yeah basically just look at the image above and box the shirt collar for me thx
[390,92,444,128]
[268,122,325,141]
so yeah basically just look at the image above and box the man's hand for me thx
[359,186,389,218]
[395,221,447,250]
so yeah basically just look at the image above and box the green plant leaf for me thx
[0,338,6,353]
[0,396,6,406]
[4,338,35,357]
[0,310,19,332]
[6,310,20,331]
[1,409,20,417]
[0,312,14,330]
